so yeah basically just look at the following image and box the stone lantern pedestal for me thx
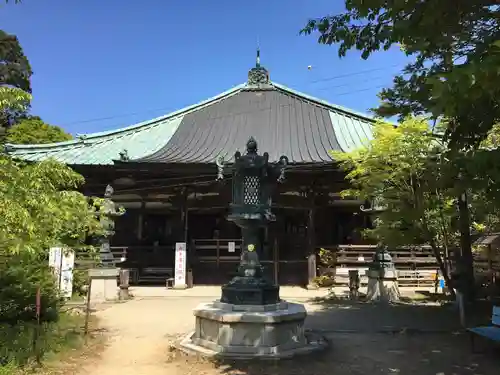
[180,301,327,358]
[365,247,400,303]
[88,268,119,302]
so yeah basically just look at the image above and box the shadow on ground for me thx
[172,294,500,375]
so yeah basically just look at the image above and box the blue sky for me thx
[0,0,412,135]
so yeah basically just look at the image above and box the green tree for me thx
[0,157,104,257]
[0,156,106,335]
[0,30,32,93]
[6,116,73,144]
[332,118,461,292]
[301,1,500,149]
[0,86,31,142]
[333,117,500,295]
[0,28,33,133]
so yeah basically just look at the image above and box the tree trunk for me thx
[457,192,475,301]
[429,242,455,297]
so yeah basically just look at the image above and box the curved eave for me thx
[4,84,246,165]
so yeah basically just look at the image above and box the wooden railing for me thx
[318,244,438,267]
[192,238,243,266]
[75,247,127,269]
[316,244,441,287]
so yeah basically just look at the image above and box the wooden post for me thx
[306,200,318,289]
[119,269,130,300]
[273,237,279,285]
[179,188,189,244]
[458,191,475,300]
[84,277,92,336]
[33,286,41,364]
[348,270,360,300]
[137,199,145,241]
[216,239,220,270]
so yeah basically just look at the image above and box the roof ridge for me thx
[270,82,376,123]
[6,83,246,150]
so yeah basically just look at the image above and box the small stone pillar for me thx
[306,253,319,290]
[365,246,400,303]
[119,269,130,300]
[348,269,360,300]
[88,268,119,302]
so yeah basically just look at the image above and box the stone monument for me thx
[180,138,327,359]
[88,185,124,302]
[365,245,400,302]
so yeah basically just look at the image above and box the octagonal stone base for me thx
[179,301,328,359]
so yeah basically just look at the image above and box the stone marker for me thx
[88,268,119,302]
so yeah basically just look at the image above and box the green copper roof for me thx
[5,81,375,165]
[4,84,245,165]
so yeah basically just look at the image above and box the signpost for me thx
[48,247,62,285]
[60,250,75,298]
[34,286,41,363]
[228,241,235,253]
[49,247,74,299]
[174,242,187,289]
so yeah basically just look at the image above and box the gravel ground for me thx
[66,289,499,375]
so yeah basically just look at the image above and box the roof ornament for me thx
[247,48,270,86]
[3,144,14,153]
[77,134,88,144]
[119,149,130,161]
[215,155,225,181]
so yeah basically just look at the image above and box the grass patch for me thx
[0,311,105,375]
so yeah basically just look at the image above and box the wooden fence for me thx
[317,245,439,287]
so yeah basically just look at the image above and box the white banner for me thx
[60,249,75,298]
[174,242,187,287]
[48,247,74,298]
[49,247,62,282]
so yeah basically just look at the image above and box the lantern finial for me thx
[246,137,257,154]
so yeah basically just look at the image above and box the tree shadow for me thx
[183,294,500,375]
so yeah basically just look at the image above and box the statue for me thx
[216,137,288,305]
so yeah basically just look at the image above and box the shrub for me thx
[72,268,89,297]
[0,253,61,324]
[0,313,85,367]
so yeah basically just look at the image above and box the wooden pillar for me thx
[137,199,145,242]
[307,196,318,289]
[458,191,475,299]
[185,190,190,244]
[178,188,189,244]
[273,237,279,285]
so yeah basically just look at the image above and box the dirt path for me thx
[71,292,498,375]
[76,297,212,375]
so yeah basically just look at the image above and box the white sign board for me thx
[60,249,75,298]
[228,241,236,253]
[174,242,187,287]
[48,247,74,298]
[49,247,62,282]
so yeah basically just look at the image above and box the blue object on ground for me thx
[467,306,500,351]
